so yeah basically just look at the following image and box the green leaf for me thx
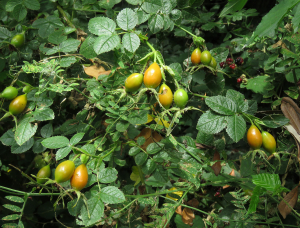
[247,186,264,214]
[33,107,55,121]
[48,30,67,45]
[148,14,164,34]
[196,131,214,146]
[153,165,168,184]
[98,167,118,183]
[40,123,53,138]
[12,4,27,22]
[94,34,120,54]
[15,117,37,146]
[79,195,104,226]
[146,142,163,154]
[11,137,34,154]
[245,100,258,115]
[246,0,300,45]
[240,76,274,95]
[219,0,248,17]
[145,175,165,187]
[261,115,290,128]
[0,27,11,40]
[117,8,138,31]
[141,0,162,14]
[6,0,22,12]
[59,39,81,53]
[88,17,116,36]
[1,129,16,146]
[205,96,237,115]
[135,152,148,165]
[5,196,24,203]
[128,110,148,125]
[60,56,77,67]
[122,33,140,53]
[55,146,72,160]
[136,9,150,25]
[226,89,248,113]
[80,36,97,59]
[142,159,157,175]
[129,146,141,156]
[292,3,300,33]
[100,186,126,204]
[70,133,85,145]
[3,204,22,212]
[252,173,281,192]
[98,0,121,9]
[126,0,142,5]
[24,0,40,10]
[2,223,18,228]
[67,198,84,217]
[226,114,246,143]
[210,47,229,64]
[182,8,200,22]
[41,136,69,149]
[197,111,227,134]
[32,16,64,38]
[2,214,20,221]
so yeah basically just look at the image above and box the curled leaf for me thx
[281,97,299,134]
[211,151,221,176]
[181,208,195,226]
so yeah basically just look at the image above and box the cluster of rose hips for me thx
[219,57,244,70]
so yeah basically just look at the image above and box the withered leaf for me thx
[278,185,299,219]
[187,198,199,208]
[284,124,300,163]
[84,65,111,79]
[211,151,221,176]
[181,208,195,226]
[281,97,300,134]
[175,205,182,215]
[135,128,163,150]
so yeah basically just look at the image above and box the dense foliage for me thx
[0,0,300,227]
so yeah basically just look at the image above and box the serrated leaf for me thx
[226,89,248,112]
[40,123,53,138]
[60,39,81,53]
[33,107,55,121]
[48,30,67,45]
[146,142,163,154]
[128,110,148,125]
[292,3,300,33]
[246,0,300,45]
[117,8,138,31]
[98,167,118,183]
[70,133,85,145]
[240,76,274,95]
[148,14,164,34]
[94,34,120,55]
[1,129,15,146]
[197,111,227,134]
[32,16,64,38]
[15,118,37,146]
[100,186,125,204]
[79,195,104,226]
[247,186,264,214]
[196,131,214,146]
[67,198,84,217]
[12,4,27,22]
[205,96,237,115]
[24,0,40,10]
[11,138,34,154]
[60,56,77,67]
[41,136,69,149]
[141,0,162,14]
[226,114,246,143]
[55,146,72,160]
[88,17,116,36]
[0,27,12,40]
[252,173,281,192]
[79,36,97,59]
[262,115,290,128]
[6,0,21,12]
[122,33,140,53]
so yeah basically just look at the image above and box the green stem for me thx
[72,154,80,161]
[71,8,106,13]
[188,93,208,98]
[175,24,196,37]
[137,165,145,185]
[146,41,157,63]
[57,5,77,31]
[0,186,60,196]
[125,188,189,198]
[242,113,253,125]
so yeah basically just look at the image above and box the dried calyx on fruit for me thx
[235,57,244,65]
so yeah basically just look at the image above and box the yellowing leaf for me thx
[146,114,154,123]
[130,166,141,186]
[166,187,183,201]
[154,117,170,128]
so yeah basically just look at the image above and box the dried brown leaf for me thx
[187,198,199,208]
[175,206,182,215]
[281,97,300,134]
[84,65,111,79]
[278,185,299,219]
[284,124,300,163]
[181,208,195,226]
[211,151,221,176]
[135,128,163,150]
